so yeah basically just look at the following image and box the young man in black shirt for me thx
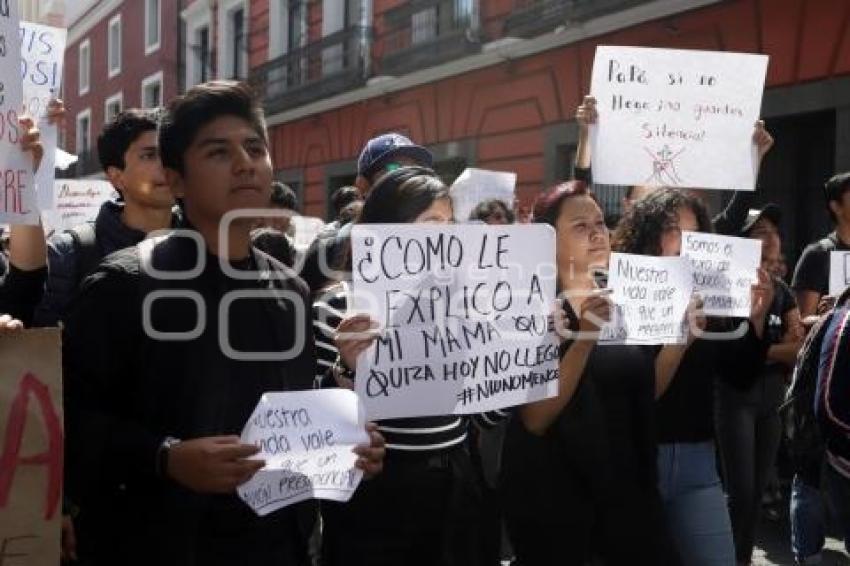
[792,172,850,317]
[62,81,384,566]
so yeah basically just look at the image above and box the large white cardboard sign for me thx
[350,224,559,420]
[590,46,768,191]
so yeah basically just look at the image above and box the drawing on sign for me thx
[0,329,63,566]
[644,145,685,185]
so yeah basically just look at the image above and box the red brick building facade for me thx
[63,0,850,257]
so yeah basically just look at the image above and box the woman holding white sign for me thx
[612,188,774,566]
[500,180,683,565]
[315,166,489,566]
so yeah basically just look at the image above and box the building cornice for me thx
[68,0,123,46]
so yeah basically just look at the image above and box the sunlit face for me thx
[167,115,273,227]
[554,194,609,279]
[659,206,698,256]
[414,197,453,224]
[108,130,173,209]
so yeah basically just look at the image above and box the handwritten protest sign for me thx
[590,46,768,191]
[20,22,67,211]
[0,329,63,566]
[600,252,693,344]
[450,168,516,223]
[681,231,761,317]
[41,179,116,235]
[237,389,368,516]
[829,252,850,297]
[0,2,39,224]
[350,224,559,420]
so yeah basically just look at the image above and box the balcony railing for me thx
[251,26,372,114]
[504,0,653,38]
[380,0,481,76]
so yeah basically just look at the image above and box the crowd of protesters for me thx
[0,81,849,566]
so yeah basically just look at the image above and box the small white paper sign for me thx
[681,231,761,317]
[351,224,559,420]
[590,46,768,191]
[292,215,325,252]
[0,2,39,225]
[829,251,850,297]
[237,389,369,516]
[449,168,516,223]
[600,252,693,345]
[41,179,116,234]
[20,22,66,212]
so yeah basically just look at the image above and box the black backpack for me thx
[781,312,831,474]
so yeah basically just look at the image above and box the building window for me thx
[141,72,163,108]
[105,92,123,123]
[218,0,247,80]
[108,15,121,78]
[78,39,90,95]
[145,0,161,54]
[76,109,91,153]
[196,26,210,83]
[412,7,438,45]
[182,2,212,90]
[230,7,245,78]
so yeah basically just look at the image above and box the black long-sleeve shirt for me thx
[62,234,317,566]
[0,258,46,325]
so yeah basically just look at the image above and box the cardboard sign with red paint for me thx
[0,329,63,566]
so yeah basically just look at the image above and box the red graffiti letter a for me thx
[0,372,63,520]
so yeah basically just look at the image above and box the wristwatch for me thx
[155,436,181,479]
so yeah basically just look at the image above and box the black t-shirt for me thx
[655,319,768,444]
[765,278,797,346]
[792,232,850,296]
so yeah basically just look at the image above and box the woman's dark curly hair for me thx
[611,187,712,255]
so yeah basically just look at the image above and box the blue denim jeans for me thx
[658,442,735,566]
[823,463,850,556]
[790,474,825,563]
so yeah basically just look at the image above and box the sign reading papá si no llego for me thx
[590,46,768,191]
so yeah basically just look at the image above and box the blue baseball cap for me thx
[357,133,433,179]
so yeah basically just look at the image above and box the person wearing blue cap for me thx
[300,133,433,293]
[355,132,434,188]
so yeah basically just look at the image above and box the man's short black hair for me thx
[97,109,158,172]
[158,81,267,175]
[825,172,850,223]
[271,181,297,210]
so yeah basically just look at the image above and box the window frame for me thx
[78,38,91,95]
[108,14,122,78]
[140,71,164,109]
[145,0,161,55]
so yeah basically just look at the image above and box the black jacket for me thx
[63,232,318,566]
[34,199,180,327]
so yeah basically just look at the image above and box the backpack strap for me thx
[67,222,102,286]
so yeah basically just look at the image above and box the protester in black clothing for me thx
[315,166,490,566]
[792,172,850,317]
[611,188,773,565]
[716,206,804,564]
[501,180,683,566]
[61,81,384,566]
[34,109,180,327]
